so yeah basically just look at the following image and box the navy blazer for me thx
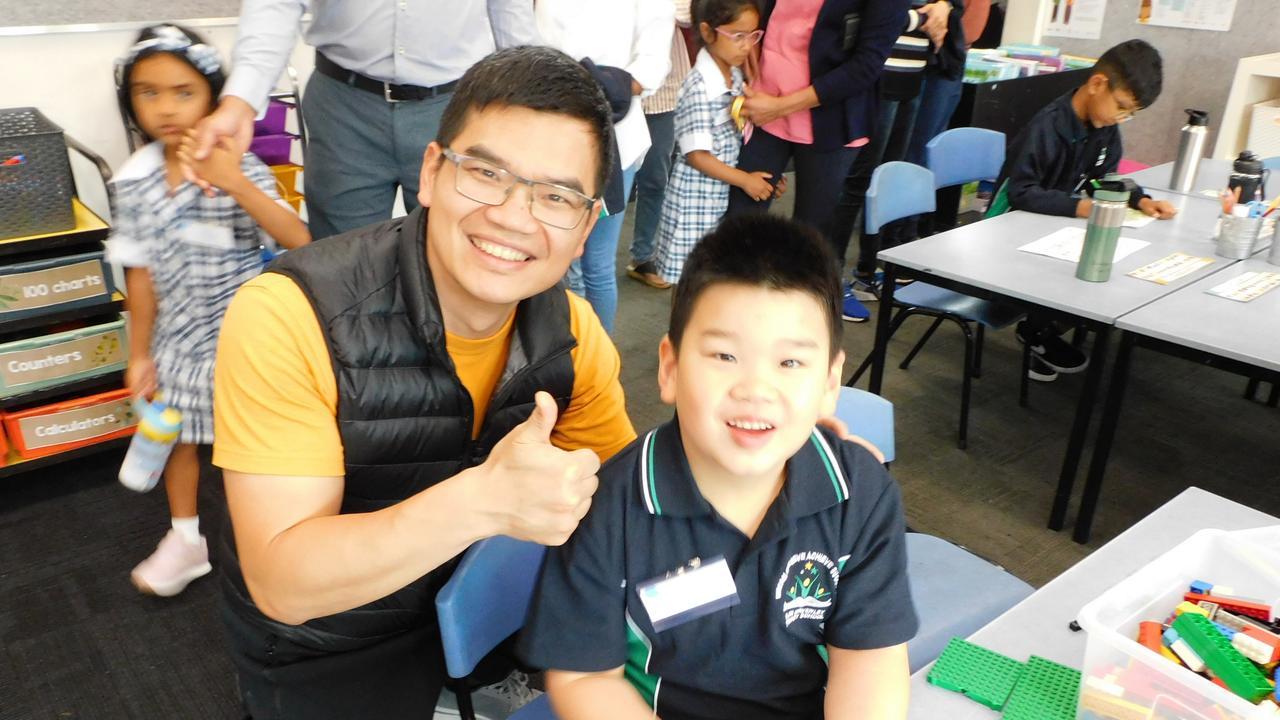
[760,0,911,150]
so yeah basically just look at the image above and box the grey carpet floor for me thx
[2,192,1279,718]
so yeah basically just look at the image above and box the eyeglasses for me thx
[1107,81,1140,122]
[715,27,764,45]
[441,148,597,230]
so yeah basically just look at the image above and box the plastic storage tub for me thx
[0,250,115,322]
[253,99,289,135]
[1,387,136,459]
[249,133,295,166]
[1076,527,1280,720]
[0,317,126,398]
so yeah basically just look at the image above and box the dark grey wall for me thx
[1,0,239,27]
[1048,0,1280,164]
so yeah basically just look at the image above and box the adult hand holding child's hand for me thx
[182,96,256,196]
[476,391,600,547]
[178,130,246,194]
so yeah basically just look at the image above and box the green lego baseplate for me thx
[927,637,1026,710]
[1172,612,1273,703]
[999,655,1082,720]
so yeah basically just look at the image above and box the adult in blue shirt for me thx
[187,0,538,239]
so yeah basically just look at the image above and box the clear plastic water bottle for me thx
[119,399,182,492]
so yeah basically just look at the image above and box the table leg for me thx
[869,263,897,395]
[1048,324,1112,531]
[1073,331,1136,544]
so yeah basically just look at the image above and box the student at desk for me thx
[989,39,1177,382]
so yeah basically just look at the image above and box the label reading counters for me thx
[0,329,124,388]
[0,260,110,314]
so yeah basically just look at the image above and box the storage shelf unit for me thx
[0,138,132,477]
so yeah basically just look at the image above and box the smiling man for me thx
[211,47,636,719]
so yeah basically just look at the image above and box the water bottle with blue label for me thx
[118,398,182,492]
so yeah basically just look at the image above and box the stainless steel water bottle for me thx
[1077,178,1131,282]
[1168,109,1209,193]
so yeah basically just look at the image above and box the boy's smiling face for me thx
[658,283,844,488]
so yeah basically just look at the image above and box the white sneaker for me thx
[130,529,212,597]
[435,672,542,720]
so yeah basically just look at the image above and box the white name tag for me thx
[636,556,740,632]
[177,221,235,250]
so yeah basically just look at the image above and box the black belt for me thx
[315,51,457,102]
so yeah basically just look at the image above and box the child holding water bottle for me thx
[106,24,309,596]
[650,0,781,285]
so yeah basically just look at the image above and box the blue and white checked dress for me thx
[654,50,745,284]
[105,142,280,445]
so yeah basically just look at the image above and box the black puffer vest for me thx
[221,207,576,647]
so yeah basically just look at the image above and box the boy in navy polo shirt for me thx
[519,214,917,719]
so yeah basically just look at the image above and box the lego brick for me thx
[1212,621,1238,640]
[1078,685,1148,720]
[1185,592,1271,622]
[1138,621,1164,653]
[1232,632,1278,664]
[999,655,1081,720]
[1176,601,1211,618]
[1163,627,1207,672]
[1172,613,1273,703]
[1190,580,1213,595]
[927,638,1025,710]
[1197,600,1221,619]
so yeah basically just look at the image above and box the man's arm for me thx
[546,668,657,720]
[189,0,305,175]
[824,644,910,720]
[227,392,599,625]
[627,0,676,97]
[488,0,542,47]
[222,0,307,115]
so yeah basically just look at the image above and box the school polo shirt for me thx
[518,419,918,720]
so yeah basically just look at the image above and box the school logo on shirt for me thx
[775,551,838,627]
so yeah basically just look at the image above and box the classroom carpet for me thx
[2,196,1279,718]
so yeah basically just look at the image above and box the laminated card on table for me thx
[1204,271,1280,302]
[1126,252,1215,285]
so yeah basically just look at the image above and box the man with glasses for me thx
[989,39,1176,381]
[210,47,636,719]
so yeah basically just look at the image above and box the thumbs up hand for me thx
[475,391,601,546]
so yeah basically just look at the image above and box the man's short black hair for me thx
[669,214,843,361]
[436,46,615,198]
[1093,39,1163,109]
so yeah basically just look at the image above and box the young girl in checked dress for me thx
[106,25,310,596]
[653,0,780,285]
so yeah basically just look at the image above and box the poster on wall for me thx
[1043,0,1107,40]
[1136,0,1237,32]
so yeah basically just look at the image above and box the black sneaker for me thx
[1017,323,1088,374]
[1027,355,1058,382]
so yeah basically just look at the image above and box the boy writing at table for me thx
[990,39,1178,381]
[519,214,918,720]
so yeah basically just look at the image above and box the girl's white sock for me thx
[171,516,201,546]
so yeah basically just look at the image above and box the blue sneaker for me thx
[842,291,870,323]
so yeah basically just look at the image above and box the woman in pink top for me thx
[726,0,908,260]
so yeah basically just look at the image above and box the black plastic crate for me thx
[0,108,76,241]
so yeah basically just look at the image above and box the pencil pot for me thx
[1217,214,1262,260]
[0,107,76,241]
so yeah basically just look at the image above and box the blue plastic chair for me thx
[1263,156,1280,172]
[836,387,895,463]
[436,536,557,720]
[833,387,1034,672]
[847,152,1024,450]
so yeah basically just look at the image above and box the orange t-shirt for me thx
[212,272,635,477]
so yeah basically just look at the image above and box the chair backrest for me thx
[1263,156,1280,172]
[435,535,548,679]
[865,161,936,235]
[925,127,1007,189]
[834,387,896,463]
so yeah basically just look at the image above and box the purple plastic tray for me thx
[253,100,288,135]
[249,133,295,166]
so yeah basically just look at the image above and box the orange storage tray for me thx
[2,387,136,459]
